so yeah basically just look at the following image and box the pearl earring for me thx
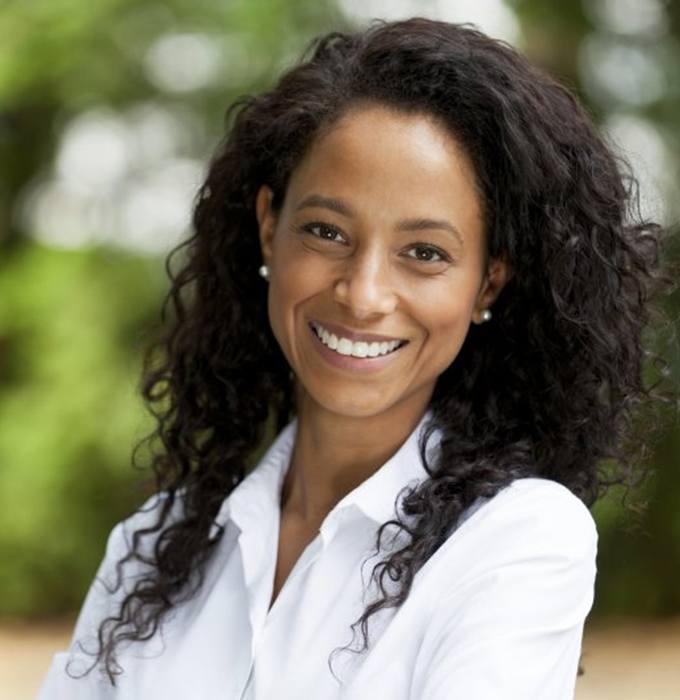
[258,264,269,281]
[481,309,492,322]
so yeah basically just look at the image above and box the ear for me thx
[255,184,278,265]
[472,257,513,324]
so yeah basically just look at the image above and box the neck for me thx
[280,383,432,527]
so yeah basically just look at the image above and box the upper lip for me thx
[310,319,408,344]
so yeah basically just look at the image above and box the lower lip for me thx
[308,323,408,375]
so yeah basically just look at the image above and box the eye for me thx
[300,222,345,242]
[404,244,450,264]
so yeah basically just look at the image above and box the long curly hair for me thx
[82,17,676,685]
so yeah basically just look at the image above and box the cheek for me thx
[274,249,328,308]
[266,247,324,347]
[427,303,469,341]
[419,285,476,360]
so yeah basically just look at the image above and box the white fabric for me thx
[36,408,598,699]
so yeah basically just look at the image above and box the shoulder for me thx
[67,490,186,655]
[476,477,595,532]
[461,477,596,539]
[104,489,187,563]
[442,477,598,579]
[412,477,599,628]
[38,492,187,694]
[408,481,600,699]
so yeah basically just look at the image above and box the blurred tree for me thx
[0,0,348,247]
[0,244,164,614]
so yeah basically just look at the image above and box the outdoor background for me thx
[1,1,679,698]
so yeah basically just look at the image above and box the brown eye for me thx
[405,245,450,263]
[300,222,345,242]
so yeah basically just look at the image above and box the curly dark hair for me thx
[79,17,676,685]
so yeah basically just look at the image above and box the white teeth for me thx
[313,323,404,358]
[337,338,353,355]
[349,340,370,357]
[321,327,338,350]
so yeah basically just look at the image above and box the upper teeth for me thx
[312,322,404,358]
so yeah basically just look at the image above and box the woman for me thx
[37,17,674,699]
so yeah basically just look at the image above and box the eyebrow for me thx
[295,194,464,247]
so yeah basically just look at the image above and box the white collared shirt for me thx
[37,409,598,699]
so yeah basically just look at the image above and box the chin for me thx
[306,383,398,418]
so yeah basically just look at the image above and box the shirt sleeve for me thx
[34,520,127,699]
[409,479,598,700]
[35,492,174,699]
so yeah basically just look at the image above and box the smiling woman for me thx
[37,16,675,700]
[254,104,508,422]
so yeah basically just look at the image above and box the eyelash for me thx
[299,222,452,264]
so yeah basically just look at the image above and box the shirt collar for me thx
[209,408,441,540]
[330,407,440,527]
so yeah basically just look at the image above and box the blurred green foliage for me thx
[0,0,678,619]
[0,243,163,614]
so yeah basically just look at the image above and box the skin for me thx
[255,104,511,540]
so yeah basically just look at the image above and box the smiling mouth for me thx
[309,321,408,359]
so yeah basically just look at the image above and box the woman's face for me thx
[256,104,510,418]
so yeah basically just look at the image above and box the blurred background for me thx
[1,0,678,698]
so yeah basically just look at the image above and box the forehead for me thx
[283,105,483,233]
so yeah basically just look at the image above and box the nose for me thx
[332,249,398,319]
